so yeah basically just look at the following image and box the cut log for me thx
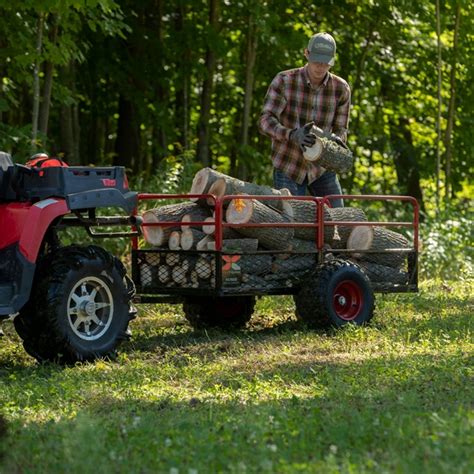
[226,198,293,250]
[196,235,214,251]
[272,254,317,274]
[181,228,206,250]
[205,170,292,213]
[355,261,408,285]
[165,252,180,266]
[349,226,410,269]
[303,133,353,174]
[346,225,374,257]
[168,231,181,250]
[189,168,227,206]
[140,264,152,287]
[202,217,217,235]
[288,238,318,253]
[195,256,213,279]
[171,264,188,285]
[238,254,273,275]
[207,238,259,252]
[158,265,171,284]
[142,202,205,246]
[289,200,334,243]
[181,207,212,230]
[327,207,368,247]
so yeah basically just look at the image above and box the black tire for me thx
[293,259,375,328]
[14,245,136,363]
[183,296,256,329]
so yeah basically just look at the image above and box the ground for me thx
[0,278,472,473]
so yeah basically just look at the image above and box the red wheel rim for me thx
[333,280,363,321]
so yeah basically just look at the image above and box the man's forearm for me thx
[259,112,291,142]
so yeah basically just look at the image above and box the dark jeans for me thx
[273,169,344,207]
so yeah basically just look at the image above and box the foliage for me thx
[421,207,473,279]
[0,279,472,472]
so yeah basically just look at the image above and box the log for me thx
[190,270,199,288]
[289,200,334,243]
[272,254,317,274]
[196,235,214,251]
[348,226,410,269]
[168,231,181,250]
[207,238,259,252]
[165,252,180,266]
[355,261,408,285]
[158,265,171,284]
[226,198,293,250]
[303,132,353,174]
[189,167,227,206]
[195,256,213,279]
[171,264,188,285]
[204,169,292,213]
[140,264,152,287]
[346,225,374,257]
[238,255,273,275]
[142,202,205,246]
[201,214,241,239]
[181,207,212,230]
[327,207,368,246]
[181,228,206,250]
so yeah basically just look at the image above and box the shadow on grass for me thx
[1,351,471,473]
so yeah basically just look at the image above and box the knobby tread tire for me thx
[293,258,375,328]
[14,245,136,363]
[183,296,256,329]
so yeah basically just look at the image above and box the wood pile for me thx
[140,168,411,289]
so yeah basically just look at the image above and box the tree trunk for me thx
[31,13,44,150]
[196,0,220,167]
[114,94,139,169]
[444,4,461,202]
[39,15,59,136]
[236,13,258,180]
[435,0,442,208]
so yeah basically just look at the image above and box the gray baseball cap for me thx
[307,32,336,66]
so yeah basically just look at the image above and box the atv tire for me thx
[293,259,374,328]
[14,245,136,363]
[183,296,255,329]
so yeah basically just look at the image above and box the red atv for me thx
[0,152,137,363]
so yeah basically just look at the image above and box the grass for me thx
[0,278,472,473]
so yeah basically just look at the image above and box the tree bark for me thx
[196,0,220,167]
[444,4,461,202]
[31,13,44,150]
[114,94,139,169]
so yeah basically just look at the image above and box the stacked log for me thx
[139,168,411,290]
[142,202,210,247]
[226,198,293,251]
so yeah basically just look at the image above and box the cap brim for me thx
[308,53,335,66]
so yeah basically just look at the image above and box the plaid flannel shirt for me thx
[259,65,351,184]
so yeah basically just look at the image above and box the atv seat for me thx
[0,152,14,201]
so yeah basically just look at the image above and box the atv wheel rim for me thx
[67,276,114,341]
[333,280,363,321]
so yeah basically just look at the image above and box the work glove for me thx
[312,125,349,150]
[289,122,316,151]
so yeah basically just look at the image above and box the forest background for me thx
[0,0,472,277]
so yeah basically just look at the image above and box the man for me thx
[258,32,351,207]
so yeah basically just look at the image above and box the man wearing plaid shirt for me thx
[259,32,350,207]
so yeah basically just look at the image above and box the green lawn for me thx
[0,279,472,473]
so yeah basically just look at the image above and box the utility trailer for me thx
[132,193,419,329]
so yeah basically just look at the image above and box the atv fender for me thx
[19,198,69,263]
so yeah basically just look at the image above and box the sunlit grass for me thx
[0,278,472,473]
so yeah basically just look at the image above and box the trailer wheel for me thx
[293,259,374,328]
[15,245,136,363]
[183,296,255,329]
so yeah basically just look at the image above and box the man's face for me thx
[304,49,331,82]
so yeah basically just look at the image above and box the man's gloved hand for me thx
[289,122,316,151]
[329,133,349,150]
